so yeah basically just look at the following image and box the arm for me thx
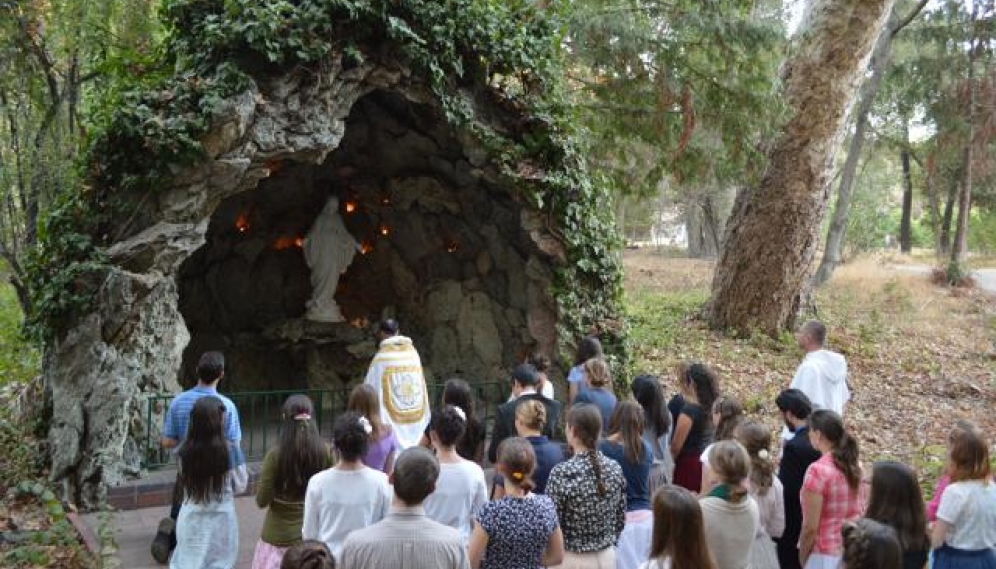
[468,523,488,569]
[799,489,823,566]
[383,450,396,475]
[669,414,692,459]
[255,451,277,508]
[930,520,950,550]
[541,526,565,567]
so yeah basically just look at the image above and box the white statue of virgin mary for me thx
[303,196,358,322]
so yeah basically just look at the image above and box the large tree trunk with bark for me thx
[706,0,896,334]
[939,181,957,254]
[900,149,914,253]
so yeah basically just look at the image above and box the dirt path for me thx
[892,265,996,294]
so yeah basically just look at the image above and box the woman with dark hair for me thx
[419,378,486,462]
[528,352,556,400]
[700,396,745,495]
[800,410,865,569]
[252,395,333,569]
[600,401,654,569]
[737,421,785,569]
[669,362,719,493]
[547,404,626,567]
[423,406,488,543]
[931,422,996,569]
[631,375,673,494]
[171,397,248,569]
[568,336,603,405]
[639,485,718,569]
[302,412,391,558]
[469,438,564,568]
[348,384,398,474]
[842,519,902,569]
[864,461,929,569]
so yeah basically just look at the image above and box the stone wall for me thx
[47,61,566,509]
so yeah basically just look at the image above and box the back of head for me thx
[776,388,813,420]
[567,404,602,450]
[735,420,775,493]
[332,412,371,462]
[442,378,475,418]
[583,358,611,388]
[712,396,744,441]
[631,374,668,437]
[277,395,327,499]
[347,384,381,435]
[708,440,751,500]
[608,400,645,464]
[866,461,929,552]
[197,351,225,383]
[497,437,537,492]
[179,396,230,503]
[809,409,861,489]
[528,352,551,374]
[947,420,991,482]
[281,540,335,569]
[681,362,719,411]
[515,398,547,433]
[392,447,440,505]
[802,320,827,348]
[379,318,400,337]
[430,405,467,448]
[650,485,718,569]
[842,519,902,569]
[512,363,539,388]
[575,336,603,366]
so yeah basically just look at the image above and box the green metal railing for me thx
[142,381,506,469]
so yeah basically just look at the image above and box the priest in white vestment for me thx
[363,319,430,449]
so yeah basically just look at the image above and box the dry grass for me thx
[623,248,996,488]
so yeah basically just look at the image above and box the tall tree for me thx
[812,0,929,286]
[706,0,897,334]
[899,146,915,253]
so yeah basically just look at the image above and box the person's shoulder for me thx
[423,517,464,542]
[600,452,625,476]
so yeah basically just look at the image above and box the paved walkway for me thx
[890,264,996,294]
[81,497,265,569]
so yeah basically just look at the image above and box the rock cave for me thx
[176,90,556,392]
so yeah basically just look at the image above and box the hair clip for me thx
[511,471,525,481]
[450,406,466,421]
[293,413,311,422]
[758,449,769,460]
[358,415,373,434]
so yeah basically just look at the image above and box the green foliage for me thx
[0,282,40,385]
[969,209,996,253]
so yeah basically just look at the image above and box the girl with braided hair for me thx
[841,519,902,569]
[547,404,626,568]
[799,410,866,569]
[252,395,333,569]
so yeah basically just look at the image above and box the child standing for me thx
[930,422,996,569]
[171,396,248,569]
[252,395,333,569]
[736,421,785,569]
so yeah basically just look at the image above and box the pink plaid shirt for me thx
[801,454,866,555]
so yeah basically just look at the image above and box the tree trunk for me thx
[813,0,927,286]
[950,6,979,274]
[939,182,957,254]
[706,0,896,334]
[924,150,942,250]
[686,199,718,258]
[899,149,914,253]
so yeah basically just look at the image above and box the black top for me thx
[488,393,562,464]
[676,400,712,457]
[667,393,684,430]
[777,426,823,546]
[903,550,928,569]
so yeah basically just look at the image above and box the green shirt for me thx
[257,448,333,546]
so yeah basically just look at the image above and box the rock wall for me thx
[48,60,566,508]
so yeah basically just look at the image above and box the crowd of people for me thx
[150,319,996,569]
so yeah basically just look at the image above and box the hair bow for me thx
[358,416,373,434]
[293,413,312,422]
[450,406,466,421]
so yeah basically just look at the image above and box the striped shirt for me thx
[339,506,470,569]
[163,386,241,443]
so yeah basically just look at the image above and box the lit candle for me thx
[345,201,358,214]
[379,224,390,237]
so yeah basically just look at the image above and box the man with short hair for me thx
[488,363,562,463]
[340,447,470,569]
[151,351,242,564]
[774,389,822,569]
[364,318,430,450]
[790,320,849,420]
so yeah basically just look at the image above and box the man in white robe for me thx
[782,320,850,440]
[364,319,430,449]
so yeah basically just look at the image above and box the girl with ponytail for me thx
[469,437,564,568]
[546,404,627,568]
[252,395,332,569]
[601,401,655,569]
[799,410,865,569]
[736,421,785,569]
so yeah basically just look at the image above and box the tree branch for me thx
[890,0,931,37]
